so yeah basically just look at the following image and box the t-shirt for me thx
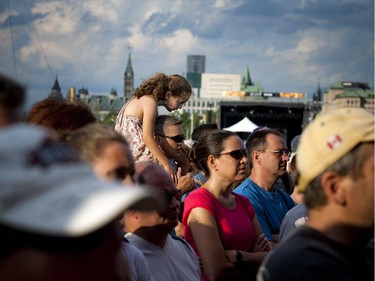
[279,202,308,241]
[121,238,155,281]
[183,187,257,253]
[182,188,257,281]
[233,177,295,240]
[125,233,201,281]
[257,225,374,281]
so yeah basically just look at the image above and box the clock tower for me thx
[124,52,134,100]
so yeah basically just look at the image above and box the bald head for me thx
[126,161,181,236]
[135,161,174,191]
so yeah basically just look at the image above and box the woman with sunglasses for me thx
[182,130,271,281]
[64,123,154,281]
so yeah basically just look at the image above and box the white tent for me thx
[223,117,258,133]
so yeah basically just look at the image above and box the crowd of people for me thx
[0,72,373,281]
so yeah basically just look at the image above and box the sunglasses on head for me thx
[158,134,185,143]
[218,149,247,160]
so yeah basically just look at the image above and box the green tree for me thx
[98,111,118,128]
[173,111,203,139]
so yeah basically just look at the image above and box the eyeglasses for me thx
[264,149,291,158]
[218,149,247,160]
[158,134,185,143]
[108,166,135,181]
[160,189,182,204]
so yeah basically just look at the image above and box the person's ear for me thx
[207,155,217,170]
[321,171,346,206]
[253,150,261,164]
[165,91,172,99]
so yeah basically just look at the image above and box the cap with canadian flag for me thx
[296,108,374,192]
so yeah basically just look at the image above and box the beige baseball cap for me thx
[296,108,374,192]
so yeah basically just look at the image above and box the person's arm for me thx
[140,96,177,183]
[224,215,270,276]
[251,216,272,252]
[188,207,241,281]
[248,200,274,243]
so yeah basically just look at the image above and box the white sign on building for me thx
[200,73,241,99]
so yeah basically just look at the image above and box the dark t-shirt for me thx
[257,225,374,281]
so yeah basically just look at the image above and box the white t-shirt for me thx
[125,233,201,281]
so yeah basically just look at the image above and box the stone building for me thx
[322,81,374,113]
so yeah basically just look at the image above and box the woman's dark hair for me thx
[189,129,237,177]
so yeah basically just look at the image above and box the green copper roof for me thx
[242,65,253,87]
[335,89,374,99]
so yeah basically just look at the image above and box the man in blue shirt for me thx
[234,129,295,245]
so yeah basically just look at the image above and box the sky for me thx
[0,0,373,108]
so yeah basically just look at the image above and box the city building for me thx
[322,81,374,113]
[47,76,64,100]
[241,65,263,94]
[124,52,134,100]
[46,54,373,140]
[186,55,206,97]
[200,73,241,99]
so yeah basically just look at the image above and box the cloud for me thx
[0,0,372,105]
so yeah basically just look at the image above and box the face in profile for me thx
[135,163,181,230]
[164,94,189,112]
[156,124,185,159]
[92,140,135,186]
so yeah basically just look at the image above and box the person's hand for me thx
[252,233,271,252]
[224,250,237,264]
[176,167,195,194]
[174,144,192,175]
[162,163,178,184]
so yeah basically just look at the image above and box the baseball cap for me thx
[296,108,374,192]
[0,124,158,237]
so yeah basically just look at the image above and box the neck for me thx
[133,227,169,248]
[203,179,237,209]
[308,212,373,247]
[204,178,233,197]
[250,172,278,191]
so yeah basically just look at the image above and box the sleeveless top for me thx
[114,98,155,162]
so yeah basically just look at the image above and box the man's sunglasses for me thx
[218,149,247,160]
[158,134,185,143]
[108,166,135,181]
